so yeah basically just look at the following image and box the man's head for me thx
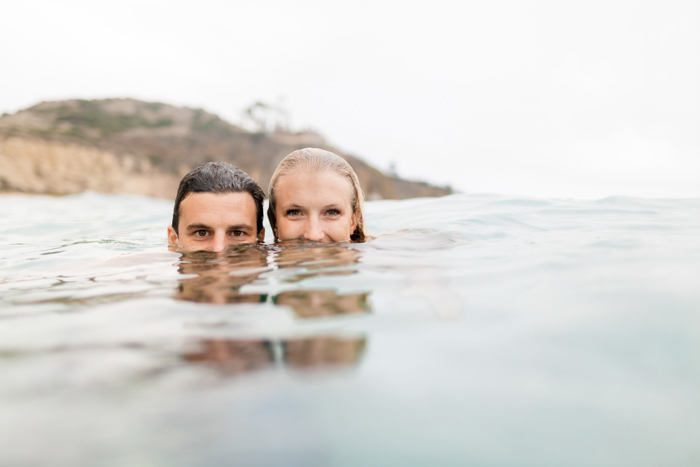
[168,162,265,251]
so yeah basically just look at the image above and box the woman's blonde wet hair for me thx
[267,148,368,242]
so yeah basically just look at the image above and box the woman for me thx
[267,148,368,243]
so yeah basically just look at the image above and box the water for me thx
[1,192,699,466]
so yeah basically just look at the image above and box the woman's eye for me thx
[326,209,341,216]
[286,209,302,216]
[194,230,208,237]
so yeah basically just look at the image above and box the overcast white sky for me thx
[2,0,698,198]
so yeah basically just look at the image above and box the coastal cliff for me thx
[0,99,451,200]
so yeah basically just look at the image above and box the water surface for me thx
[1,192,699,466]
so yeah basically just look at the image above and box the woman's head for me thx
[268,148,367,243]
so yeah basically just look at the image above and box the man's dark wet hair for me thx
[171,162,265,235]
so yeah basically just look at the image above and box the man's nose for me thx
[209,232,227,252]
[303,217,324,241]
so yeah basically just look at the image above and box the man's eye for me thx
[286,209,302,216]
[230,230,245,237]
[194,230,208,237]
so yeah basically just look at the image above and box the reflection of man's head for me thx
[183,336,366,375]
[167,162,266,251]
[176,246,268,304]
[183,339,273,374]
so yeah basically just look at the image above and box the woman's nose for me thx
[303,217,324,241]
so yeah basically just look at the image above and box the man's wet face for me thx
[168,192,263,251]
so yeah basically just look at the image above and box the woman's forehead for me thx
[276,170,353,204]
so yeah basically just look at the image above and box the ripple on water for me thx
[1,192,700,466]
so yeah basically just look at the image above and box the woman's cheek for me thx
[279,219,301,239]
[330,218,353,241]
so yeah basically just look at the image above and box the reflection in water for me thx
[176,246,269,304]
[284,336,366,369]
[183,336,366,375]
[273,244,361,282]
[183,339,273,374]
[275,289,370,318]
[175,243,371,375]
[175,244,369,315]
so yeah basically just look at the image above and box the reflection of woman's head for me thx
[268,148,367,243]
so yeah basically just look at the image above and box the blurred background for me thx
[1,0,698,199]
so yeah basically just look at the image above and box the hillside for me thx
[0,99,452,200]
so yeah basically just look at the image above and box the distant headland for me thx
[0,99,452,200]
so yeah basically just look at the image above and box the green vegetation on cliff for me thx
[0,98,452,200]
[51,100,174,138]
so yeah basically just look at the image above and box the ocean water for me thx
[1,192,699,467]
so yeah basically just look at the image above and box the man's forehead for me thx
[179,191,256,223]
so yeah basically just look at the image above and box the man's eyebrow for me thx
[186,223,254,232]
[185,223,212,231]
[228,224,254,231]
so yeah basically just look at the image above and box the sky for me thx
[2,0,698,198]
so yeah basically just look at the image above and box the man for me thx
[168,162,265,251]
